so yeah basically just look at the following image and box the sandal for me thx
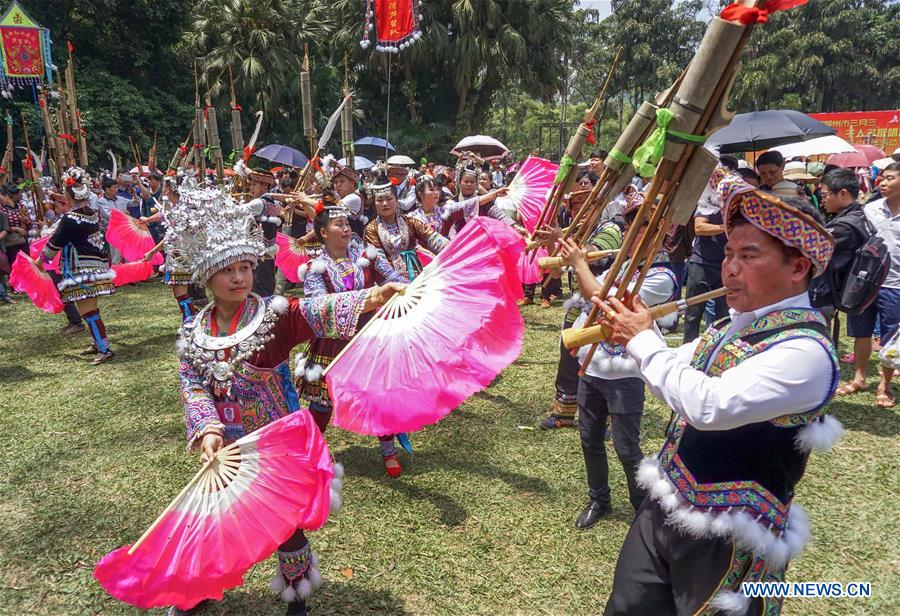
[836,381,867,396]
[839,353,855,365]
[875,390,895,408]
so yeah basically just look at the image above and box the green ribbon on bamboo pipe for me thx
[630,108,707,178]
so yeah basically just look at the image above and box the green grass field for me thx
[1,281,898,615]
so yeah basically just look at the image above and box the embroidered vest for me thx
[224,361,300,441]
[659,308,838,533]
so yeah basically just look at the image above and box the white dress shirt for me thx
[625,292,833,431]
[576,261,676,379]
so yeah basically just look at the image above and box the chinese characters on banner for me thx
[810,110,900,153]
[360,0,422,53]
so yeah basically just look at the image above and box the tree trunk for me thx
[403,59,418,123]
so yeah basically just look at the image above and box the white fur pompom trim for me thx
[359,215,369,225]
[562,292,583,311]
[296,578,313,599]
[330,488,343,513]
[271,574,286,592]
[294,357,308,379]
[280,585,297,603]
[794,415,843,452]
[365,245,378,260]
[636,458,810,570]
[266,244,279,257]
[333,462,344,479]
[269,295,288,314]
[297,263,309,280]
[305,363,324,383]
[307,565,322,587]
[175,336,188,357]
[310,259,326,274]
[356,257,370,268]
[708,590,750,615]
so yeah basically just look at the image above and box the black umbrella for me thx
[706,110,836,154]
[353,137,396,160]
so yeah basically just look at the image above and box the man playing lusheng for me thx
[595,178,843,615]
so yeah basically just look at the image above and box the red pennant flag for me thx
[67,40,74,53]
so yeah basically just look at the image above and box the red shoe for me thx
[383,453,403,478]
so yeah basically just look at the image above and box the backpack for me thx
[835,216,890,315]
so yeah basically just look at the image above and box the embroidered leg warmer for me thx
[82,309,110,353]
[272,543,323,603]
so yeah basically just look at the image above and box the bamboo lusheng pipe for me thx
[576,3,766,374]
[206,103,225,183]
[341,53,354,168]
[227,64,244,154]
[64,55,88,168]
[528,47,623,251]
[168,121,196,172]
[37,91,63,187]
[563,287,729,349]
[565,75,687,249]
[56,87,75,167]
[300,45,315,155]
[0,120,12,185]
[20,113,44,223]
[194,62,207,179]
[538,249,619,270]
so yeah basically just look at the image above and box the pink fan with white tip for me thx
[28,236,60,273]
[275,232,310,283]
[106,209,164,265]
[326,216,526,436]
[9,253,63,313]
[111,261,156,286]
[495,156,558,282]
[93,410,337,610]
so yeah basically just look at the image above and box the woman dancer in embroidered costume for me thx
[441,162,513,234]
[297,197,408,476]
[408,176,444,233]
[39,168,117,365]
[364,167,449,279]
[595,180,840,615]
[141,178,202,320]
[168,182,404,616]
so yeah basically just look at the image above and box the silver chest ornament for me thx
[178,293,280,397]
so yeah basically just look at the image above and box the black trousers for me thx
[252,259,276,297]
[49,271,83,326]
[524,273,563,301]
[553,308,582,411]
[576,375,646,509]
[683,262,728,343]
[605,499,773,616]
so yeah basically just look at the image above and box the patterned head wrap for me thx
[719,177,834,276]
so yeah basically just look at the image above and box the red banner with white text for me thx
[810,110,900,153]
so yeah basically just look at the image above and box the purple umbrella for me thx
[253,144,309,168]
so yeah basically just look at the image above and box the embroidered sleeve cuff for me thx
[187,419,226,448]
[300,289,368,339]
[626,329,668,362]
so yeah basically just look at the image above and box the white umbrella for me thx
[338,156,375,171]
[873,157,896,170]
[386,154,416,166]
[770,135,856,159]
[129,165,152,175]
[450,135,509,161]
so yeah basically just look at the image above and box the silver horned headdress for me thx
[163,179,266,285]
